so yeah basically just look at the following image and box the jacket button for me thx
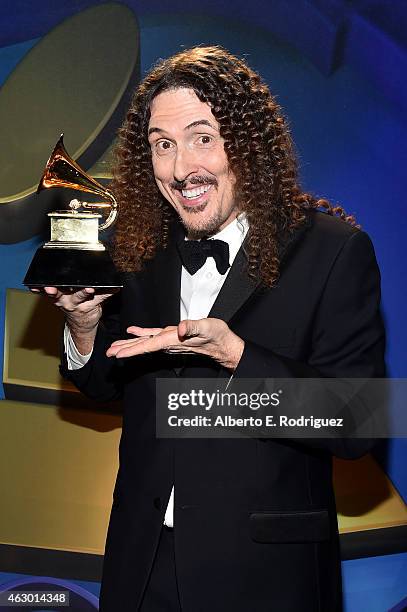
[153,497,162,510]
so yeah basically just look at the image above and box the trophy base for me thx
[43,240,105,250]
[23,247,123,288]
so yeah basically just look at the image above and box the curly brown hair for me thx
[111,45,356,287]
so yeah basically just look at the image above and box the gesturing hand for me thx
[106,318,245,372]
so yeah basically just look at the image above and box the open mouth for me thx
[174,184,213,207]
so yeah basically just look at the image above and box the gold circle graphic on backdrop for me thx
[0,2,139,243]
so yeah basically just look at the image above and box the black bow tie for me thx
[177,238,230,275]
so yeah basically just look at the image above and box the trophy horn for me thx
[37,134,117,231]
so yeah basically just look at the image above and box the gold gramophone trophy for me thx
[24,135,122,288]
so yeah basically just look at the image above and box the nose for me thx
[173,145,199,183]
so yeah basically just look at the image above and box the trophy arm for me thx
[97,189,118,231]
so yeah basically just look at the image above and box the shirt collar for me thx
[209,213,249,265]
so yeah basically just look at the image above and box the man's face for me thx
[148,88,238,238]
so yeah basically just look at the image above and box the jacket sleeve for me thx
[232,229,386,458]
[59,292,124,403]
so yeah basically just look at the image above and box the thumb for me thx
[178,319,200,339]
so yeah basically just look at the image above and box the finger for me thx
[107,328,172,356]
[127,326,163,336]
[54,287,95,296]
[43,286,64,301]
[44,286,59,296]
[73,287,95,298]
[106,343,134,357]
[43,287,94,303]
[107,340,150,357]
[107,337,148,356]
[68,288,97,306]
[109,337,149,349]
[109,328,179,358]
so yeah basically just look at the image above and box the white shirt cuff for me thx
[64,324,93,370]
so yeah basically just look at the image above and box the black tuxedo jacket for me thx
[62,210,385,612]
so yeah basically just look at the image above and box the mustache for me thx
[170,176,218,190]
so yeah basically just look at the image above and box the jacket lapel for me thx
[208,244,260,322]
[152,223,183,327]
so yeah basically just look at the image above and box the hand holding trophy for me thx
[24,135,122,289]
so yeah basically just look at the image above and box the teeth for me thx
[181,185,211,199]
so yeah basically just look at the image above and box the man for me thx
[43,46,385,611]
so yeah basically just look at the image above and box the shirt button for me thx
[206,272,213,279]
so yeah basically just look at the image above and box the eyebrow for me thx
[148,119,217,136]
[185,119,217,131]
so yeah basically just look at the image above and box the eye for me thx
[196,134,214,146]
[153,139,174,155]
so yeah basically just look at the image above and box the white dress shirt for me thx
[65,213,249,527]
